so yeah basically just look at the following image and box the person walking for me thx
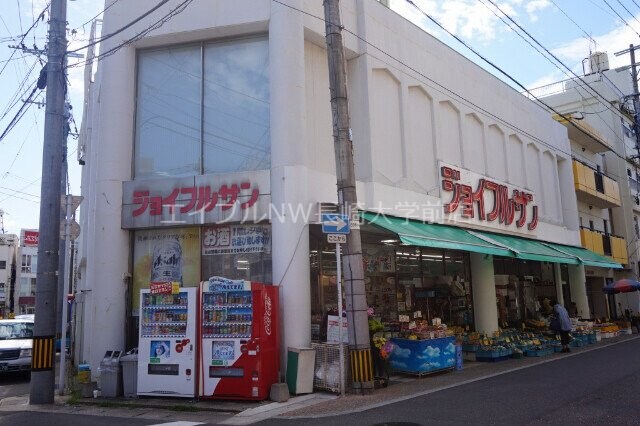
[550,299,573,353]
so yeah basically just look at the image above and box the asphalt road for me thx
[0,412,160,426]
[0,352,63,399]
[0,371,29,400]
[261,337,640,425]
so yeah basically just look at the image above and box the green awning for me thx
[469,230,579,264]
[361,212,512,257]
[542,242,623,269]
[362,212,623,269]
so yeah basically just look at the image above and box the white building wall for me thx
[0,235,17,311]
[80,0,580,373]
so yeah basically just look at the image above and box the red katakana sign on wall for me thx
[439,162,538,234]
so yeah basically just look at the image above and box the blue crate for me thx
[524,347,553,357]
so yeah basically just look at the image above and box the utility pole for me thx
[324,0,373,393]
[615,44,640,278]
[30,0,67,404]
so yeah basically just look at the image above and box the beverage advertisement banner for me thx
[133,228,200,312]
[202,224,271,255]
[212,341,236,366]
[150,340,170,363]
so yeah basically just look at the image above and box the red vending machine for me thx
[199,277,279,400]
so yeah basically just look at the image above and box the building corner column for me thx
[568,264,590,318]
[269,0,309,377]
[553,263,564,306]
[470,253,499,335]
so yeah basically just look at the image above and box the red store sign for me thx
[121,171,271,230]
[22,230,39,247]
[440,163,538,232]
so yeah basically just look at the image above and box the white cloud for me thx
[525,21,640,89]
[525,0,551,22]
[393,347,412,358]
[423,345,441,358]
[390,0,525,44]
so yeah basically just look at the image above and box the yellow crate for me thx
[77,370,90,384]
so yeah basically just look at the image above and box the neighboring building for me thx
[16,229,38,315]
[76,0,618,375]
[0,234,18,316]
[532,52,639,317]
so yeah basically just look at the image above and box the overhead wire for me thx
[271,0,637,186]
[70,0,121,34]
[403,0,632,173]
[548,0,596,47]
[481,0,631,140]
[0,2,48,77]
[66,0,194,70]
[603,0,640,37]
[616,0,640,28]
[66,0,170,55]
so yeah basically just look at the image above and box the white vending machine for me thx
[138,287,197,397]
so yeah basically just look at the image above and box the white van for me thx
[0,319,33,373]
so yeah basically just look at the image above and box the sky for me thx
[1,0,640,237]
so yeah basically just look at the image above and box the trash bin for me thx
[99,350,123,397]
[286,347,315,395]
[120,348,138,398]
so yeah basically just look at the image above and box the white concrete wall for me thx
[80,0,581,372]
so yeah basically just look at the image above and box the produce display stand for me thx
[389,336,456,376]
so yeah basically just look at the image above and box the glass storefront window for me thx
[203,38,270,173]
[134,37,270,179]
[309,226,475,337]
[135,45,202,179]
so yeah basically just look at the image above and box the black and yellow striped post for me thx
[350,347,374,392]
[31,336,55,371]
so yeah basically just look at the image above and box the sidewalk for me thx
[1,333,637,424]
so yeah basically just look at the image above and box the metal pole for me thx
[58,195,72,395]
[324,0,373,392]
[30,0,67,404]
[335,242,344,396]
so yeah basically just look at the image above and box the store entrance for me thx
[493,258,557,327]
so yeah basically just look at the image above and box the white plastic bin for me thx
[99,350,123,397]
[120,348,138,398]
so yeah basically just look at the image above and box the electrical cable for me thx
[0,86,38,143]
[548,0,596,47]
[615,0,640,28]
[603,0,640,37]
[66,0,170,55]
[481,0,630,141]
[0,3,48,77]
[403,0,640,185]
[70,0,121,33]
[269,0,638,187]
[66,0,194,70]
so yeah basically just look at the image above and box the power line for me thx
[67,0,170,55]
[268,0,634,186]
[0,3,48,78]
[479,0,629,157]
[67,0,194,70]
[70,0,120,33]
[603,0,640,37]
[548,0,596,46]
[615,0,640,29]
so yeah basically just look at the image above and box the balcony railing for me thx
[572,159,621,208]
[580,227,627,265]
